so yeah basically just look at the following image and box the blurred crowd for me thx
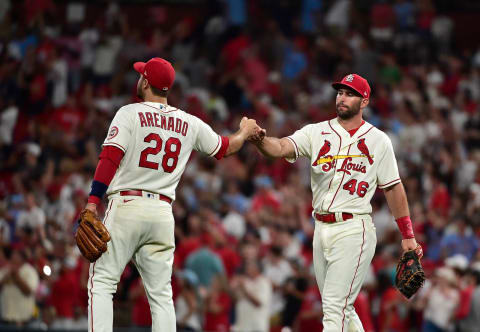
[1,0,480,331]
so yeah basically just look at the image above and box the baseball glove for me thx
[75,209,111,263]
[395,248,425,299]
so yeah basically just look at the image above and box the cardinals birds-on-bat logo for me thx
[312,140,331,166]
[357,138,373,165]
[312,139,374,173]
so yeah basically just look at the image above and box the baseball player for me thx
[251,74,423,332]
[83,57,261,332]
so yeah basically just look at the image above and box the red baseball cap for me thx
[332,74,371,99]
[133,57,175,91]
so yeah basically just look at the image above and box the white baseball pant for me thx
[87,195,176,332]
[313,214,376,332]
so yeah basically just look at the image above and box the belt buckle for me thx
[335,212,343,222]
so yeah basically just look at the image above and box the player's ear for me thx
[361,98,369,109]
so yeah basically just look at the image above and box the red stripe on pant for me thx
[89,200,113,332]
[341,219,365,332]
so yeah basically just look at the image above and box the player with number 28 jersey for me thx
[83,57,261,332]
[104,101,225,200]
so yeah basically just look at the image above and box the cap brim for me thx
[133,62,146,74]
[332,82,363,97]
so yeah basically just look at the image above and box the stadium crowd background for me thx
[1,0,480,331]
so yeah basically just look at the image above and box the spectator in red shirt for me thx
[295,281,323,332]
[370,1,395,42]
[429,176,450,217]
[48,257,82,329]
[243,46,268,95]
[211,229,241,279]
[250,175,281,213]
[49,96,86,136]
[24,0,55,25]
[204,275,232,332]
[455,269,477,320]
[175,213,203,268]
[353,290,375,332]
[377,270,409,332]
[129,277,152,328]
[221,32,251,72]
[27,67,48,114]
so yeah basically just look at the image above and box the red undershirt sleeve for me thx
[87,145,125,204]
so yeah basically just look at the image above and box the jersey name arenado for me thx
[286,118,401,215]
[103,102,223,200]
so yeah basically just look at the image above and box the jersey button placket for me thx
[323,164,337,208]
[328,144,349,209]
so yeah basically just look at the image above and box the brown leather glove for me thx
[75,209,111,262]
[395,249,425,299]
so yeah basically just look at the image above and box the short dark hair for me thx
[150,86,169,97]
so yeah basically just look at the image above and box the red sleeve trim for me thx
[103,142,126,152]
[286,137,299,159]
[208,136,221,156]
[214,136,230,160]
[378,178,401,188]
[87,196,101,205]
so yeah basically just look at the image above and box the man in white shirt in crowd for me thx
[231,259,272,332]
[0,247,39,326]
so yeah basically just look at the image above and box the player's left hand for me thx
[75,209,111,262]
[85,203,97,214]
[401,238,423,258]
[395,247,425,298]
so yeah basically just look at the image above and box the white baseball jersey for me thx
[103,102,225,200]
[286,117,400,215]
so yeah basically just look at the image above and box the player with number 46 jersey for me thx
[250,74,422,332]
[82,57,262,332]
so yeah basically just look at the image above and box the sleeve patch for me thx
[107,126,119,140]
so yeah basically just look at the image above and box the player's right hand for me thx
[239,117,259,136]
[240,117,266,141]
[249,128,266,142]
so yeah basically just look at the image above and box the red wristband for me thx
[395,216,415,239]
